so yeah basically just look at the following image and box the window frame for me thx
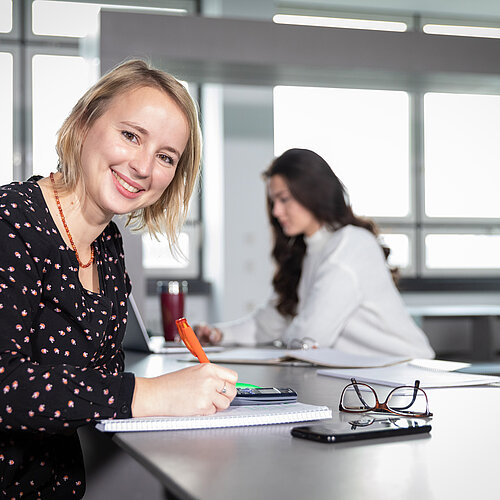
[7,3,500,291]
[269,6,500,287]
[6,0,204,284]
[273,82,500,282]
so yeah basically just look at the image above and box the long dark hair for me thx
[264,148,393,318]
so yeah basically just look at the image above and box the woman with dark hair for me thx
[197,148,434,358]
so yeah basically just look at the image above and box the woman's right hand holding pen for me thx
[132,363,238,417]
[195,323,223,345]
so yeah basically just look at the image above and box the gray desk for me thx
[117,351,500,500]
[406,304,500,361]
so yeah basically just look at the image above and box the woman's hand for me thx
[194,323,223,345]
[131,363,238,417]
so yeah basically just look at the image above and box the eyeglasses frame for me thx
[339,378,433,418]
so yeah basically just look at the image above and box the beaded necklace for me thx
[50,172,94,269]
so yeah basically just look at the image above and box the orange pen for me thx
[176,318,259,390]
[176,317,210,363]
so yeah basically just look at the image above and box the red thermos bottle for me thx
[158,281,187,342]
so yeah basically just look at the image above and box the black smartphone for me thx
[231,387,297,406]
[291,417,431,443]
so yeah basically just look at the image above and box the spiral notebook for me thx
[96,402,332,433]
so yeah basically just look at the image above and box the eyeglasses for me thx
[273,337,319,350]
[339,378,433,418]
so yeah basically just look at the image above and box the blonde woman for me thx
[0,60,237,498]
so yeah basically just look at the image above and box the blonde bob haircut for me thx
[56,58,202,251]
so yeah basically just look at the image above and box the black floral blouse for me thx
[0,177,135,498]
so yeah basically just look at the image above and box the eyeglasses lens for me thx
[386,387,428,415]
[341,384,377,411]
[287,337,319,350]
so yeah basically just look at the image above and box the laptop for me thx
[123,294,223,354]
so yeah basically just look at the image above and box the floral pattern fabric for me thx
[0,178,135,498]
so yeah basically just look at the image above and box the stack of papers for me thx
[318,359,500,388]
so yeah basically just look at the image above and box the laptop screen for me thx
[122,294,152,353]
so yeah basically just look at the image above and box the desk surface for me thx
[118,351,500,500]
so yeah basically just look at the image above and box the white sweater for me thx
[218,225,434,358]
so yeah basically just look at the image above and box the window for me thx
[32,1,100,37]
[142,224,200,278]
[8,3,500,287]
[32,0,189,38]
[0,52,13,185]
[424,92,500,218]
[5,0,200,286]
[274,86,410,218]
[381,233,411,270]
[274,86,500,278]
[426,234,500,271]
[0,0,12,33]
[274,86,414,275]
[141,194,201,279]
[32,54,95,177]
[141,82,201,280]
[421,92,500,276]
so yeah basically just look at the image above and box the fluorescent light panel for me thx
[424,24,500,39]
[273,14,407,32]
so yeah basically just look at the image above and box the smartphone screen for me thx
[291,417,431,443]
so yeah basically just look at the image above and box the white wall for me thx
[223,136,274,320]
[221,85,274,320]
[208,85,275,322]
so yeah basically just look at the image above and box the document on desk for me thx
[191,347,409,368]
[95,402,332,433]
[318,359,500,388]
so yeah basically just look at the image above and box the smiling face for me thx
[79,85,189,221]
[268,174,321,237]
